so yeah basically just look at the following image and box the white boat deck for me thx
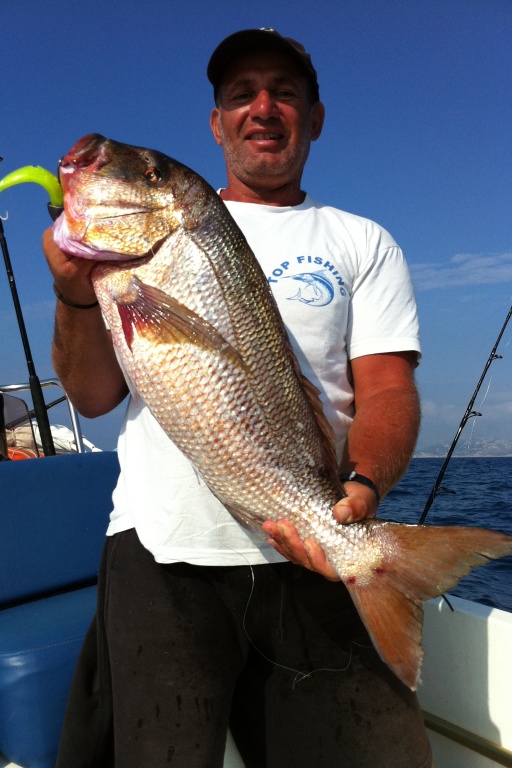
[419,595,512,767]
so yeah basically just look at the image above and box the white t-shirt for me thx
[106,195,420,565]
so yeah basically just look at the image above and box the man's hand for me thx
[43,227,97,307]
[332,480,379,523]
[262,482,378,581]
[42,226,129,417]
[262,518,340,580]
[262,352,419,581]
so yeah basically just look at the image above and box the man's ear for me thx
[210,108,223,146]
[311,101,325,142]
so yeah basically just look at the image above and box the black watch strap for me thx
[338,471,380,504]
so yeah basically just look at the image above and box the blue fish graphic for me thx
[285,272,335,307]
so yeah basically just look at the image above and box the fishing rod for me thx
[0,161,64,457]
[5,395,67,431]
[419,303,512,524]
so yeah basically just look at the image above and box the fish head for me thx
[53,133,208,261]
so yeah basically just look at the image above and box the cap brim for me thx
[207,29,317,98]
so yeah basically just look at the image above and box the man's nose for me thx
[249,90,278,118]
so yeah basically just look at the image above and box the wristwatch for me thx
[338,471,380,505]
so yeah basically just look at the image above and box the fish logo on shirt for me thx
[284,271,335,307]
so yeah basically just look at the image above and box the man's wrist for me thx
[53,282,99,310]
[338,471,380,505]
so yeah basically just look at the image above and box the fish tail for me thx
[342,523,512,690]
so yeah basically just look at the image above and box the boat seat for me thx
[0,393,39,460]
[0,451,120,768]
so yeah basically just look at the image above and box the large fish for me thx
[53,134,512,690]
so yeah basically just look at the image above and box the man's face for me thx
[210,50,324,197]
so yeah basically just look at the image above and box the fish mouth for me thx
[58,133,167,221]
[58,133,110,177]
[53,210,166,263]
[55,133,167,261]
[66,200,158,223]
[58,133,116,220]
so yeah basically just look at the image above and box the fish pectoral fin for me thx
[115,276,243,366]
[222,502,267,537]
[342,522,512,690]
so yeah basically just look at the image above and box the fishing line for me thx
[419,303,512,524]
[221,541,360,689]
[462,377,493,453]
[476,377,493,411]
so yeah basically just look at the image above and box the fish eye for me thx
[144,167,162,183]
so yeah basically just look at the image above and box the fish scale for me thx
[53,133,512,690]
[120,323,333,526]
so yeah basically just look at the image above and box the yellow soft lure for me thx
[0,166,63,207]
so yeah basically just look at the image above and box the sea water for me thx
[379,457,512,612]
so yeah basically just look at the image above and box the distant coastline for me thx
[415,439,512,459]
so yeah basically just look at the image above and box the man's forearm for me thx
[53,302,128,418]
[340,384,421,501]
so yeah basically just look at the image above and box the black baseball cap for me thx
[207,28,320,102]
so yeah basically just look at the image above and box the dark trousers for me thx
[56,529,432,768]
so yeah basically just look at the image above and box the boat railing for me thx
[0,378,85,454]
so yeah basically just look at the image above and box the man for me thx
[44,28,431,768]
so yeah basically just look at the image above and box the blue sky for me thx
[1,0,511,452]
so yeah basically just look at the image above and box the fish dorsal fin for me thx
[300,372,338,464]
[281,330,338,468]
[115,276,244,370]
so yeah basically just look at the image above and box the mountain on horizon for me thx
[415,438,512,459]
